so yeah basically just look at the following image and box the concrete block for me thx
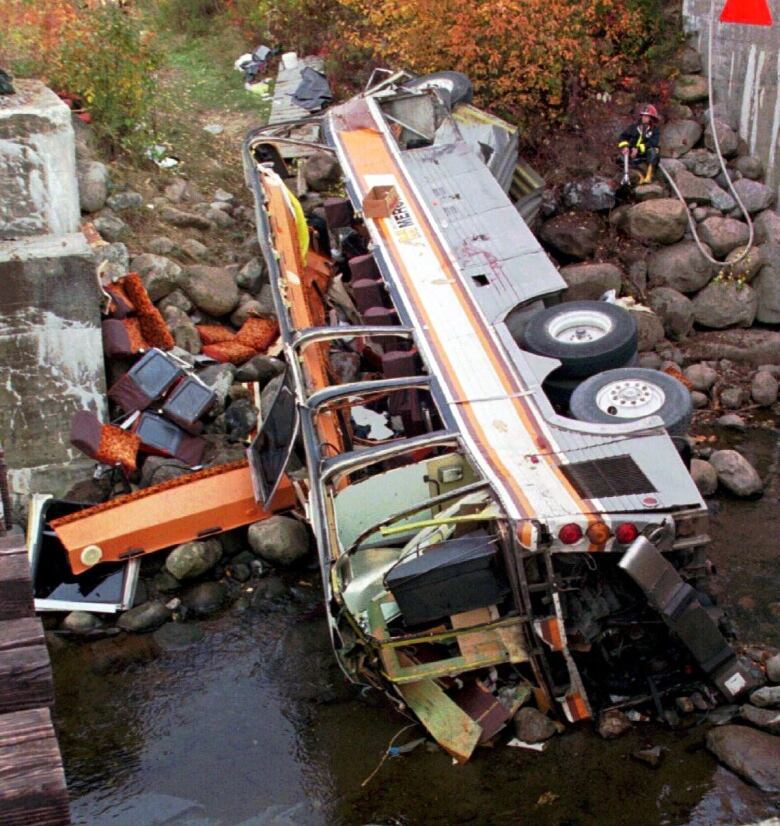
[0,234,106,493]
[0,80,80,239]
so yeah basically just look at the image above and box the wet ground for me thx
[51,427,780,826]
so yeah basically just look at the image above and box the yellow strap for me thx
[618,140,629,148]
[283,186,310,261]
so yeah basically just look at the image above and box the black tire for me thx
[402,71,473,108]
[543,354,639,410]
[569,368,693,436]
[522,301,637,379]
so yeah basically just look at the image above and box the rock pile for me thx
[706,652,780,793]
[55,119,318,640]
[537,42,780,433]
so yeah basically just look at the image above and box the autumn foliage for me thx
[335,0,647,124]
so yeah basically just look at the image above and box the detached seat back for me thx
[108,349,184,413]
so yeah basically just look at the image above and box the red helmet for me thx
[640,104,659,120]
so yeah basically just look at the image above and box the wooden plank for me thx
[397,676,481,764]
[0,529,25,552]
[0,552,33,621]
[0,644,54,714]
[0,618,45,653]
[0,708,70,826]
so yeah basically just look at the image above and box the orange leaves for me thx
[332,0,645,125]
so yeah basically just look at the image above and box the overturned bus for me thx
[243,71,752,760]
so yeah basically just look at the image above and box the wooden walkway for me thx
[0,528,70,825]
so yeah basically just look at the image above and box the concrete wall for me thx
[0,80,80,239]
[0,82,106,507]
[0,234,107,498]
[683,0,780,200]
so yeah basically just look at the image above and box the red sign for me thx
[720,0,773,25]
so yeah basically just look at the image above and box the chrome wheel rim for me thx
[547,309,613,344]
[595,379,665,418]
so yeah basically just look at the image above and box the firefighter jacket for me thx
[617,122,660,155]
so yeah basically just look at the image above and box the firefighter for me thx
[618,104,661,184]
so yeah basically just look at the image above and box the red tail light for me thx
[615,522,639,544]
[558,523,583,545]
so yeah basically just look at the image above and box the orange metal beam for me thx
[52,461,295,575]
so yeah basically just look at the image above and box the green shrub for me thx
[50,6,160,155]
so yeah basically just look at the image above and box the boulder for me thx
[181,238,209,260]
[206,207,235,229]
[626,200,687,244]
[61,611,103,634]
[117,601,171,633]
[676,45,702,74]
[673,169,715,204]
[76,160,109,213]
[691,390,708,408]
[681,148,721,177]
[248,515,310,566]
[158,289,193,315]
[198,363,236,408]
[679,329,780,366]
[230,299,269,328]
[730,178,774,215]
[164,177,201,204]
[92,209,128,243]
[752,686,780,708]
[634,183,666,202]
[225,399,257,440]
[734,155,764,180]
[165,539,222,581]
[704,119,739,157]
[129,253,182,302]
[169,314,201,355]
[697,217,750,257]
[236,257,265,293]
[93,242,129,281]
[106,191,142,211]
[539,213,602,260]
[598,709,632,739]
[648,287,694,340]
[673,74,709,103]
[740,704,780,735]
[693,281,758,330]
[161,206,212,231]
[304,151,341,191]
[691,458,717,495]
[706,725,780,792]
[558,262,622,301]
[140,456,191,487]
[647,241,716,293]
[767,653,780,684]
[684,363,718,391]
[716,413,746,429]
[660,120,702,158]
[754,210,780,245]
[181,581,227,617]
[693,281,757,329]
[719,385,745,409]
[630,308,665,351]
[148,236,176,255]
[180,265,240,316]
[561,177,616,211]
[513,707,557,742]
[725,244,762,280]
[234,354,285,385]
[755,246,780,324]
[751,371,779,406]
[710,450,763,497]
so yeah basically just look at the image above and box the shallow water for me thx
[51,428,780,826]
